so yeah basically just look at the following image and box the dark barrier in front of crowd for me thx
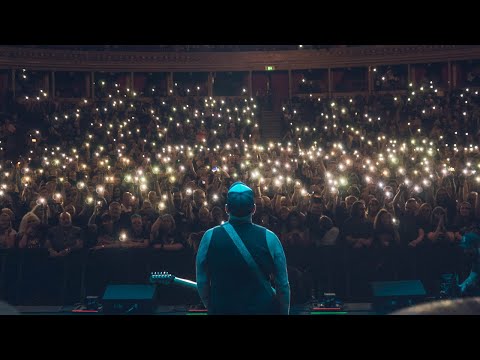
[0,245,473,306]
[283,243,472,303]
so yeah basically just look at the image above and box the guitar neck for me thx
[172,277,197,290]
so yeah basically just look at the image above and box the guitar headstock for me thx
[149,271,175,285]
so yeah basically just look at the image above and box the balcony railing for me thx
[1,45,479,72]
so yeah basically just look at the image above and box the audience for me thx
[1,70,479,302]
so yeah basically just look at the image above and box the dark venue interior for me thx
[1,44,480,315]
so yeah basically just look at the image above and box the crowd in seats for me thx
[0,76,480,302]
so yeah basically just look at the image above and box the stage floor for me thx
[14,303,377,315]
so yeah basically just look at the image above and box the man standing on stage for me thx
[196,182,290,314]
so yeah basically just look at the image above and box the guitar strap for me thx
[222,223,276,298]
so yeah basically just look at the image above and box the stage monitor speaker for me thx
[371,280,426,314]
[102,284,157,314]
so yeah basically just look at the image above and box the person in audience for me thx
[315,215,339,246]
[395,194,424,248]
[282,210,308,247]
[427,207,455,244]
[373,209,400,249]
[458,230,480,296]
[45,212,83,256]
[124,214,149,247]
[17,219,47,249]
[0,212,16,249]
[452,201,476,242]
[150,214,185,251]
[89,213,119,249]
[366,198,381,224]
[342,201,374,249]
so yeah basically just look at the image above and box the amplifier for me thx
[102,284,157,314]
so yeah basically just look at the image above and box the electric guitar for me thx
[149,271,197,291]
[150,272,283,314]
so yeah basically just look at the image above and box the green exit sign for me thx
[265,65,276,71]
